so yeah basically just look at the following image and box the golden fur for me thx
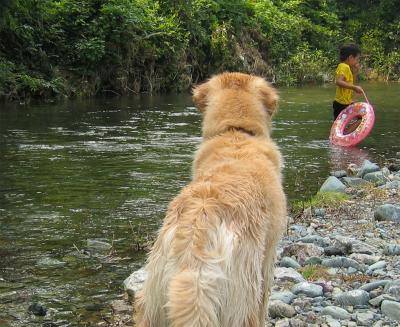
[135,72,287,327]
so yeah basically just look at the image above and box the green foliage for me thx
[0,0,399,101]
[293,192,350,212]
[276,43,333,85]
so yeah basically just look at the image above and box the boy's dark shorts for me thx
[332,100,351,120]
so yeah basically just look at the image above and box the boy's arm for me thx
[336,75,363,94]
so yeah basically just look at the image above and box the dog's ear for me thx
[255,79,279,116]
[192,82,210,112]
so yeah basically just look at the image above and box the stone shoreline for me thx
[109,159,400,327]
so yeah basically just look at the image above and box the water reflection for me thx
[328,145,370,172]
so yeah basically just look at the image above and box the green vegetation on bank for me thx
[1,0,399,101]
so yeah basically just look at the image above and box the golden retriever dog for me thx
[135,72,287,327]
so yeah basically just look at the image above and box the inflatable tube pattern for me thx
[330,102,375,147]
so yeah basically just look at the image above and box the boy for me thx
[333,43,364,120]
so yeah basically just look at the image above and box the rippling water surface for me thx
[0,83,399,325]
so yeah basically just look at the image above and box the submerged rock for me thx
[87,239,113,252]
[36,257,66,268]
[28,302,47,316]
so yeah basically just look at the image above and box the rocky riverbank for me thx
[110,159,400,327]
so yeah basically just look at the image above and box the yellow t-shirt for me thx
[335,63,353,105]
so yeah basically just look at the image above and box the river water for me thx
[0,82,399,326]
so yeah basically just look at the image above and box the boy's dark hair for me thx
[340,43,361,61]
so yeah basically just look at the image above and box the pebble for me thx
[270,291,296,304]
[292,282,323,298]
[383,244,400,256]
[356,310,375,326]
[367,261,387,272]
[320,306,351,320]
[268,300,296,318]
[274,267,305,284]
[381,300,400,321]
[360,280,390,292]
[334,290,370,306]
[383,280,400,300]
[279,257,301,269]
[321,257,363,271]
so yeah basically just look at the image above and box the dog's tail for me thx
[165,220,233,327]
[166,268,222,327]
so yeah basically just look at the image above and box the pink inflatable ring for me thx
[330,102,375,147]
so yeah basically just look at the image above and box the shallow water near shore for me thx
[0,82,399,326]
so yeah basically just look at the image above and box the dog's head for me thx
[192,72,278,138]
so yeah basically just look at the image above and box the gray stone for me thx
[334,235,377,254]
[360,280,390,292]
[322,257,363,271]
[324,244,350,256]
[321,306,351,320]
[334,289,370,306]
[291,282,323,298]
[374,204,400,223]
[356,311,375,326]
[342,177,370,188]
[372,321,384,327]
[299,235,329,247]
[349,253,380,265]
[124,267,147,297]
[369,294,396,307]
[268,300,296,319]
[320,176,346,193]
[270,291,296,304]
[383,280,400,300]
[357,160,380,178]
[274,267,305,283]
[363,171,387,186]
[304,256,322,265]
[281,243,324,264]
[274,318,291,327]
[382,180,400,189]
[381,300,400,321]
[367,261,387,272]
[383,244,400,256]
[313,208,326,217]
[331,170,347,178]
[326,316,341,327]
[280,257,301,269]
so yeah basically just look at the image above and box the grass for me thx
[290,192,350,221]
[300,265,331,281]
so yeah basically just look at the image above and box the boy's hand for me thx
[353,85,363,94]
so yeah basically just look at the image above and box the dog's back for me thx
[135,73,287,327]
